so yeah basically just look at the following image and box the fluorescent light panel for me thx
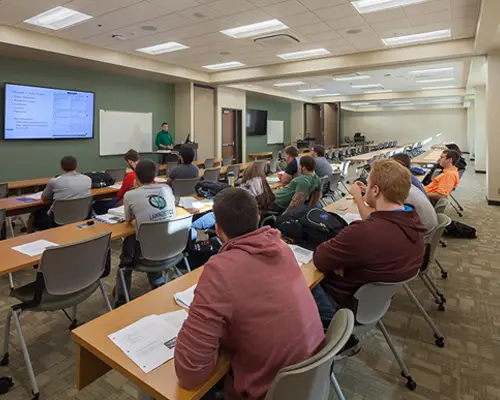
[352,84,383,89]
[390,101,411,104]
[351,0,425,14]
[202,61,245,70]
[333,74,371,81]
[383,29,451,46]
[409,67,454,75]
[315,93,341,97]
[273,81,305,87]
[417,77,454,83]
[136,42,188,55]
[24,6,92,30]
[422,86,458,90]
[351,102,371,106]
[278,48,330,60]
[221,19,288,39]
[364,89,393,94]
[298,88,325,93]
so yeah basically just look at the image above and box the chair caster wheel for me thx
[441,242,447,248]
[0,353,9,366]
[32,390,40,400]
[406,379,417,391]
[69,320,78,330]
[20,227,27,233]
[441,272,448,279]
[435,337,445,348]
[440,295,446,304]
[438,304,445,312]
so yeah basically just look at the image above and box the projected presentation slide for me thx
[4,84,95,140]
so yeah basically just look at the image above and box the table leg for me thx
[138,387,152,400]
[76,345,112,390]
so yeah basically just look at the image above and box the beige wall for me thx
[216,87,246,159]
[291,101,304,141]
[194,86,216,160]
[174,82,193,143]
[341,108,468,150]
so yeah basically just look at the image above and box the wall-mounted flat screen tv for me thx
[246,109,267,136]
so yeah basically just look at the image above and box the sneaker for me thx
[334,335,361,360]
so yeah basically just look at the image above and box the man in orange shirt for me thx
[425,149,460,203]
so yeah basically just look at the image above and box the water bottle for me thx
[228,171,235,187]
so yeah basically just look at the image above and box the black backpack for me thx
[276,208,348,250]
[195,181,231,199]
[84,172,115,188]
[444,221,477,239]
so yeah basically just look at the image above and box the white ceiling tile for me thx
[183,32,233,46]
[360,7,406,23]
[326,15,367,30]
[231,9,273,25]
[402,0,449,16]
[206,0,256,16]
[247,0,286,7]
[278,11,321,27]
[146,0,201,12]
[293,22,331,35]
[452,17,478,29]
[305,30,341,42]
[370,18,410,33]
[451,0,480,7]
[0,0,67,25]
[262,1,309,17]
[64,0,143,16]
[298,0,350,11]
[408,10,450,27]
[451,24,476,39]
[346,34,384,50]
[176,4,223,21]
[313,3,358,21]
[451,5,480,19]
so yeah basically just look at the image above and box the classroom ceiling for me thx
[0,0,481,73]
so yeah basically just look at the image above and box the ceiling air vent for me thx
[254,34,300,48]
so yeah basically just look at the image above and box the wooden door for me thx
[222,109,235,158]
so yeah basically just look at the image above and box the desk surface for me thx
[72,260,323,400]
[247,152,273,160]
[345,146,402,162]
[412,149,442,165]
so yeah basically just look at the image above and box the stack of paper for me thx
[288,245,314,265]
[266,176,280,184]
[341,213,362,225]
[108,310,188,373]
[12,240,58,257]
[174,285,197,309]
[154,177,167,183]
[109,205,125,218]
[94,214,123,224]
[23,191,43,200]
[179,197,203,210]
[109,184,122,189]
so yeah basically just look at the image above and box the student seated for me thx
[391,153,426,195]
[29,155,91,232]
[175,188,324,399]
[278,145,300,184]
[311,145,333,180]
[425,149,460,203]
[271,156,322,214]
[311,159,426,331]
[167,146,199,186]
[114,159,176,307]
[422,144,466,186]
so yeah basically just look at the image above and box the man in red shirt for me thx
[117,149,140,201]
[175,188,324,400]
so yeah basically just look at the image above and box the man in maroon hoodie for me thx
[312,159,426,331]
[175,188,324,400]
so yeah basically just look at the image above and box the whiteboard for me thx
[99,110,153,156]
[267,120,284,144]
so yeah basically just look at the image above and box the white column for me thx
[291,101,304,142]
[174,82,194,142]
[486,51,500,202]
[474,86,487,172]
[467,103,475,159]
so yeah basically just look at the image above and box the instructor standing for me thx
[155,122,173,150]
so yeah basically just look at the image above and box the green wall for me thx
[0,56,175,181]
[246,95,291,154]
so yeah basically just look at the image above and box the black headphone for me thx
[0,376,13,394]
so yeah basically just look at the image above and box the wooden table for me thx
[411,150,442,165]
[247,152,273,161]
[7,177,52,194]
[345,146,403,162]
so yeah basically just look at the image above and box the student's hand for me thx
[355,181,367,192]
[349,184,363,200]
[160,144,167,149]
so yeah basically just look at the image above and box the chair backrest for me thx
[353,275,417,325]
[431,169,441,180]
[104,168,126,182]
[137,215,193,261]
[428,213,451,262]
[39,232,110,295]
[0,183,7,199]
[264,309,354,400]
[222,156,233,166]
[329,172,342,192]
[405,185,438,236]
[434,197,449,214]
[204,158,215,168]
[226,165,241,180]
[458,169,465,179]
[255,160,267,174]
[172,177,200,197]
[269,158,279,174]
[166,161,178,175]
[164,153,179,163]
[52,195,94,225]
[0,208,5,240]
[345,163,357,181]
[203,168,221,182]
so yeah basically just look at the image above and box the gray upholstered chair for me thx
[104,168,126,182]
[52,195,94,225]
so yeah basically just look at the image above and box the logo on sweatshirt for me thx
[148,194,167,210]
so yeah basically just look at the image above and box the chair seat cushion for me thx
[132,253,184,273]
[11,281,100,312]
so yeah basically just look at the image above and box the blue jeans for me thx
[311,285,340,330]
[190,212,216,241]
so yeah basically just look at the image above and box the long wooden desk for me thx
[345,146,405,162]
[411,149,442,165]
[247,152,273,161]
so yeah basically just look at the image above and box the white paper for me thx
[154,177,167,183]
[24,191,43,200]
[288,245,313,266]
[12,240,58,257]
[341,213,362,224]
[266,176,280,184]
[174,284,197,309]
[109,205,125,217]
[94,214,123,224]
[108,310,188,374]
[109,184,122,189]
[179,197,203,210]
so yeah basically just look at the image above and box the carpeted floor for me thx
[0,162,499,400]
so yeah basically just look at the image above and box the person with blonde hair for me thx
[311,159,426,337]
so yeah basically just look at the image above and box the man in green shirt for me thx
[271,156,322,214]
[155,122,174,150]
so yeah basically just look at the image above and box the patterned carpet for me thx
[0,162,499,400]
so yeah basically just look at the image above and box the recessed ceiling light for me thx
[416,77,454,83]
[298,88,325,93]
[202,61,245,70]
[364,89,393,94]
[278,48,330,60]
[273,81,305,87]
[383,29,451,46]
[136,42,189,55]
[351,102,371,106]
[351,0,426,14]
[352,84,383,89]
[24,6,92,30]
[141,25,158,32]
[221,19,288,39]
[333,74,371,81]
[422,86,458,90]
[409,67,454,75]
[390,101,411,104]
[315,93,341,97]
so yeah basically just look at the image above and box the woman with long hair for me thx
[240,163,276,212]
